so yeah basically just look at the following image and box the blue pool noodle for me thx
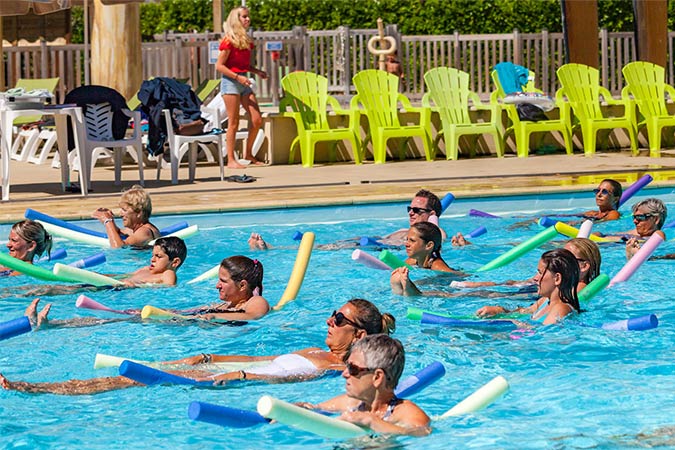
[421,312,516,329]
[618,174,653,208]
[159,221,190,236]
[37,248,67,263]
[189,401,270,428]
[393,361,445,398]
[469,209,499,219]
[119,360,213,387]
[69,252,106,269]
[0,316,32,341]
[538,216,558,228]
[601,314,658,331]
[440,193,455,214]
[466,226,487,239]
[359,236,381,247]
[292,231,304,241]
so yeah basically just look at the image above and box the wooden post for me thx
[213,0,223,33]
[90,0,142,100]
[561,0,599,67]
[633,0,667,67]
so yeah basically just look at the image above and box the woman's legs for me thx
[223,93,246,169]
[240,91,264,165]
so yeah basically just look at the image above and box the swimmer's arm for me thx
[93,208,125,248]
[160,270,177,286]
[164,353,276,365]
[309,394,355,412]
[198,296,270,321]
[121,226,155,247]
[476,297,540,317]
[340,403,431,436]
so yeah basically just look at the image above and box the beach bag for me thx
[516,103,548,122]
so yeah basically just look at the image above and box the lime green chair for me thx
[195,79,221,103]
[556,63,637,156]
[280,71,361,167]
[423,67,503,160]
[490,70,572,157]
[621,61,675,158]
[351,70,431,164]
[13,77,60,126]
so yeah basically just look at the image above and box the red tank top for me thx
[219,38,254,73]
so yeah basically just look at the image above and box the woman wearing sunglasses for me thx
[0,299,394,394]
[298,334,431,436]
[583,179,622,221]
[622,198,667,260]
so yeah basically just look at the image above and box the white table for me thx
[0,105,86,201]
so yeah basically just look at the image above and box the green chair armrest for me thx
[349,94,362,110]
[665,84,675,102]
[489,90,501,104]
[620,86,632,101]
[421,92,433,108]
[397,93,414,110]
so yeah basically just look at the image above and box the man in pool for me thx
[248,189,446,250]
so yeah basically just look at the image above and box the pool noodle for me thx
[538,217,558,228]
[189,401,270,428]
[438,375,509,418]
[577,220,593,238]
[38,221,111,247]
[95,353,146,369]
[119,360,213,386]
[0,316,32,341]
[476,226,558,272]
[273,231,315,310]
[158,221,190,236]
[421,312,516,329]
[618,174,653,208]
[467,226,487,239]
[53,263,125,287]
[578,273,610,303]
[407,306,525,321]
[69,251,106,269]
[378,249,411,269]
[76,294,136,315]
[292,231,304,241]
[94,352,268,371]
[359,236,382,247]
[37,248,67,263]
[469,209,499,218]
[148,224,199,246]
[393,361,445,398]
[553,222,613,243]
[186,264,220,284]
[609,233,663,286]
[440,192,454,213]
[351,249,390,270]
[257,395,368,439]
[664,219,675,229]
[601,314,658,331]
[0,252,76,282]
[141,305,191,320]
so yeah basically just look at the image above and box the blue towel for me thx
[494,62,530,94]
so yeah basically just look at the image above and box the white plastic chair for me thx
[160,107,224,184]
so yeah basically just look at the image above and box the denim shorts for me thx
[220,75,253,96]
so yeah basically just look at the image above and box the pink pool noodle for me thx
[351,249,390,270]
[75,294,136,315]
[609,233,663,286]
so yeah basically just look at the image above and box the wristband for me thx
[103,218,113,226]
[239,370,247,380]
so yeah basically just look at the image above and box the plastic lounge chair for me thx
[280,71,361,167]
[194,79,222,103]
[423,67,503,160]
[556,63,637,156]
[351,69,431,164]
[621,61,675,158]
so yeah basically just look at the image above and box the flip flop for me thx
[225,174,256,183]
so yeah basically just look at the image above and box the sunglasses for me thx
[407,206,432,215]
[330,310,360,328]
[345,362,376,377]
[593,188,613,196]
[633,213,654,222]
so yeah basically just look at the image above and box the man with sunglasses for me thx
[299,334,431,436]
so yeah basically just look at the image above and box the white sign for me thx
[208,41,220,64]
[264,41,283,52]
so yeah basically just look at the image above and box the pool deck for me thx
[3,149,675,223]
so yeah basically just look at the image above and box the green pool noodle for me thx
[476,226,559,272]
[378,249,412,269]
[578,273,610,303]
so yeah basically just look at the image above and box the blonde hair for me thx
[222,7,252,50]
[12,220,52,261]
[120,184,152,223]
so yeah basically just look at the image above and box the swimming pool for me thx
[2,186,675,448]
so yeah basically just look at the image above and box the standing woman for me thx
[216,6,267,168]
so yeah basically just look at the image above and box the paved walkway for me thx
[3,149,675,223]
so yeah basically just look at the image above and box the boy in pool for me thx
[122,236,187,287]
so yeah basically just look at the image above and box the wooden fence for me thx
[3,27,674,104]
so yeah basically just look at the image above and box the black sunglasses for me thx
[330,310,360,328]
[633,213,654,222]
[593,188,613,196]
[345,362,375,377]
[407,206,432,215]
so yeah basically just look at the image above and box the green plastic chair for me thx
[351,70,431,164]
[280,71,361,167]
[14,77,60,126]
[621,61,675,158]
[556,63,637,156]
[423,67,503,160]
[195,79,221,103]
[490,70,572,157]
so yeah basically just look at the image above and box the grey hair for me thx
[632,198,667,229]
[351,334,405,389]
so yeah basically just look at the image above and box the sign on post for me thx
[208,41,220,64]
[264,41,283,52]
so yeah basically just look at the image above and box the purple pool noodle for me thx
[619,174,653,208]
[188,401,269,428]
[0,316,32,341]
[469,209,499,218]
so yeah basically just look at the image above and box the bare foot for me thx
[390,268,405,295]
[227,161,247,169]
[244,157,265,166]
[24,298,40,326]
[36,303,52,329]
[247,232,269,250]
[0,373,10,390]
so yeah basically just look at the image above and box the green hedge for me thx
[68,0,674,43]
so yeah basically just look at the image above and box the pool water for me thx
[2,187,675,449]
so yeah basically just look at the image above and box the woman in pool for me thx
[619,198,667,259]
[0,220,52,276]
[404,222,458,272]
[0,299,394,394]
[583,179,622,221]
[92,185,160,248]
[217,6,267,168]
[475,248,581,325]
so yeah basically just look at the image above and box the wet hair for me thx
[11,220,52,262]
[540,248,580,312]
[346,298,395,336]
[352,334,405,389]
[221,255,264,296]
[565,238,601,284]
[601,179,622,209]
[222,7,252,49]
[414,189,442,217]
[153,236,187,269]
[120,185,152,223]
[632,198,667,229]
[410,221,443,260]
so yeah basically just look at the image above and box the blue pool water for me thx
[2,186,675,448]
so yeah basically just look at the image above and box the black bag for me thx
[173,109,205,135]
[516,103,548,122]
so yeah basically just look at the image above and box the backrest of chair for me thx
[65,85,130,140]
[556,63,604,120]
[83,103,115,141]
[195,79,221,103]
[491,70,540,99]
[622,61,669,117]
[424,67,473,124]
[352,70,401,127]
[15,77,59,94]
[281,71,331,131]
